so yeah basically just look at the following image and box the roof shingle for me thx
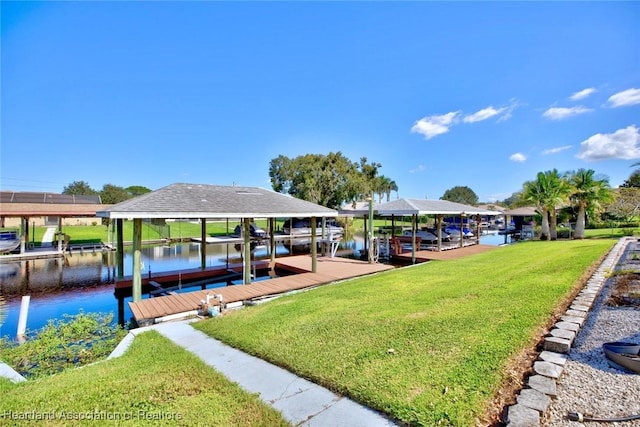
[97,183,338,219]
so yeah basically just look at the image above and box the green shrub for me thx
[0,312,126,379]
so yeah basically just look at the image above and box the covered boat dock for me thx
[96,183,340,305]
[371,198,500,264]
[0,191,107,258]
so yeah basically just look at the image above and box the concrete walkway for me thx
[41,226,56,248]
[144,321,398,426]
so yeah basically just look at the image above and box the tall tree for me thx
[621,171,640,188]
[62,180,98,195]
[543,169,571,240]
[374,175,398,202]
[441,186,479,205]
[501,192,522,208]
[100,184,131,204]
[567,169,613,239]
[269,152,394,209]
[126,185,152,197]
[522,176,551,240]
[269,152,360,209]
[607,187,640,221]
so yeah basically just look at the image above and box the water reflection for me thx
[0,238,364,338]
[0,234,500,339]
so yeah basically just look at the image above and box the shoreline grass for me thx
[0,331,289,426]
[194,239,615,426]
[26,220,630,247]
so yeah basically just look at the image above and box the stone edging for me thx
[505,237,630,426]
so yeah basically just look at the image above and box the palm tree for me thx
[567,169,613,239]
[523,169,571,240]
[374,176,399,203]
[544,169,572,240]
[522,174,551,240]
[386,179,398,202]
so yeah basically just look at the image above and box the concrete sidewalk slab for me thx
[154,321,397,426]
[0,361,26,383]
[41,226,56,248]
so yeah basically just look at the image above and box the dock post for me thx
[311,216,317,273]
[243,218,251,284]
[116,219,124,279]
[58,217,63,253]
[368,197,374,263]
[132,218,142,302]
[17,296,30,340]
[200,218,207,270]
[20,217,27,254]
[411,214,417,265]
[269,217,276,265]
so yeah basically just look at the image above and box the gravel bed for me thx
[546,239,640,426]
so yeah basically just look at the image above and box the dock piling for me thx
[17,295,30,340]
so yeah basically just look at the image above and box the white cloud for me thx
[510,153,527,162]
[576,125,640,161]
[409,164,425,174]
[542,106,593,120]
[570,88,596,101]
[496,99,519,122]
[607,88,640,108]
[542,145,572,155]
[411,111,460,139]
[464,99,519,124]
[463,106,505,123]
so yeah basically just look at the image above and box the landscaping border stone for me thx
[505,237,629,427]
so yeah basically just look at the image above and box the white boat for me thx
[426,228,452,242]
[283,218,343,238]
[445,226,474,239]
[0,230,21,254]
[402,229,438,243]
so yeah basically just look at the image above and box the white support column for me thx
[132,218,142,302]
[243,218,251,284]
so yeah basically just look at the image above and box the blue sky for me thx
[2,1,639,203]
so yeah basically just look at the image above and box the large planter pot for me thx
[603,342,640,374]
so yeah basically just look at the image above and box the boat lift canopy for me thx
[97,183,338,302]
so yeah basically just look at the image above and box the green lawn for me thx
[0,331,289,427]
[193,239,615,426]
[28,219,629,247]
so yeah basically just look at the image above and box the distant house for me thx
[0,191,108,228]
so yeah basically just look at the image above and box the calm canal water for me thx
[0,237,363,339]
[0,234,504,340]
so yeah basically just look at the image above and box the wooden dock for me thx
[128,255,394,326]
[393,243,498,263]
[114,260,271,290]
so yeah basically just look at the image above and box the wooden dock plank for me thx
[129,255,397,325]
[162,295,188,312]
[129,303,145,322]
[153,297,176,317]
[132,299,155,320]
[393,243,496,262]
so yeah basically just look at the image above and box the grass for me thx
[0,331,289,427]
[26,215,632,246]
[584,227,634,239]
[193,238,615,426]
